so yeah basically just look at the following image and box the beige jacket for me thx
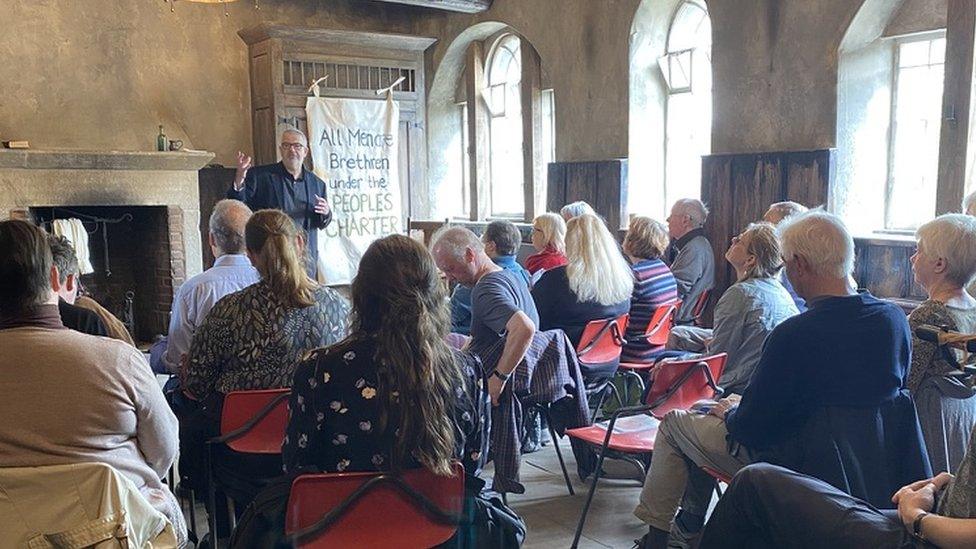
[0,462,178,548]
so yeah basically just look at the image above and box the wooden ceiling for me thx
[368,0,491,13]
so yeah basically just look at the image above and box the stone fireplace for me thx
[0,149,213,344]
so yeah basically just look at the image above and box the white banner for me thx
[306,94,402,285]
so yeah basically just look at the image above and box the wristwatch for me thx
[912,511,930,543]
[492,369,511,382]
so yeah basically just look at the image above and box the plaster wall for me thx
[0,0,419,166]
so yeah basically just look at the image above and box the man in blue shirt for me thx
[450,220,530,335]
[227,129,331,279]
[151,199,260,374]
[633,211,911,549]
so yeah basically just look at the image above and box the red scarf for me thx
[526,247,568,274]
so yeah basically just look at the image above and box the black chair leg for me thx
[206,444,218,545]
[546,412,575,496]
[572,445,609,548]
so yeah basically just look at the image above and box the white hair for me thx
[673,198,709,227]
[429,225,483,260]
[565,214,634,305]
[916,214,976,287]
[963,191,976,217]
[777,210,855,279]
[561,201,596,220]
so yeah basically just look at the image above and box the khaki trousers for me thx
[633,410,750,533]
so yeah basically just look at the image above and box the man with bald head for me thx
[666,198,715,323]
[228,128,332,278]
[153,199,260,374]
[431,226,538,405]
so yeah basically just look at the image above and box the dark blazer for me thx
[227,162,332,277]
[58,299,108,337]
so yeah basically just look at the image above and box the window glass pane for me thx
[899,40,930,68]
[887,39,944,230]
[665,3,711,208]
[488,34,524,217]
[930,37,946,64]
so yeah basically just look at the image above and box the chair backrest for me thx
[219,388,291,454]
[644,353,727,419]
[285,464,465,549]
[645,300,681,347]
[576,314,629,365]
[691,290,710,324]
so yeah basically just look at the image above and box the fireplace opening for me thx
[30,205,176,345]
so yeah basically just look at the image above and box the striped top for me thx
[622,258,679,362]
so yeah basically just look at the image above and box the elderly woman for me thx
[666,223,798,395]
[908,213,976,473]
[560,200,596,221]
[621,216,679,362]
[525,212,569,279]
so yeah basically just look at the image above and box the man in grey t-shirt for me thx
[432,226,538,406]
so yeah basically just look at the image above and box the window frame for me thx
[883,30,947,233]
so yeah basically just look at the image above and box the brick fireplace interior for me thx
[30,205,183,345]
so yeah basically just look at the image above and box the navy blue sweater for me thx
[725,293,910,450]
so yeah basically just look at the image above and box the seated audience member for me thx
[431,226,537,405]
[284,234,489,479]
[907,214,976,474]
[665,198,715,324]
[762,200,808,312]
[533,214,632,391]
[620,216,679,362]
[152,199,259,375]
[47,233,108,336]
[75,293,137,346]
[451,220,530,335]
[666,223,798,395]
[179,209,349,520]
[0,220,186,544]
[634,211,912,549]
[525,212,569,280]
[560,200,596,221]
[533,213,633,349]
[698,435,976,549]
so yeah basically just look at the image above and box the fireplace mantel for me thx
[0,149,214,171]
[0,148,213,289]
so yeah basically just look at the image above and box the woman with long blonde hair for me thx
[532,213,632,357]
[284,234,489,478]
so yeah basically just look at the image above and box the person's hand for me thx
[708,395,740,420]
[487,374,507,406]
[892,472,954,504]
[314,194,331,216]
[896,482,937,527]
[233,151,253,190]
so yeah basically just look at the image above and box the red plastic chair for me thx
[618,301,682,394]
[206,388,291,540]
[564,353,728,548]
[575,313,629,418]
[285,463,465,548]
[691,290,711,327]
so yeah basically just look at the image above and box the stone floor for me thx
[495,439,649,549]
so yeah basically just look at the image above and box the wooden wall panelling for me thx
[700,150,832,323]
[547,162,567,212]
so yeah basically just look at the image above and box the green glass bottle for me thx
[157,125,166,152]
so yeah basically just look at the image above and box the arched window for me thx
[487,34,525,217]
[663,1,712,208]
